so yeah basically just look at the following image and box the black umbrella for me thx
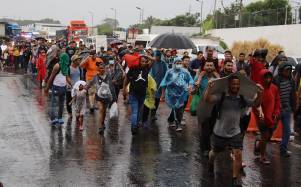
[148,33,196,49]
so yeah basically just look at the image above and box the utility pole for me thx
[136,7,143,24]
[196,0,204,33]
[239,0,243,27]
[213,0,217,29]
[88,11,94,35]
[285,0,290,25]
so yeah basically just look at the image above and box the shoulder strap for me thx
[239,94,247,108]
[216,92,226,119]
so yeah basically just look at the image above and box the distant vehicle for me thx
[0,22,21,39]
[134,34,158,48]
[55,20,88,44]
[55,29,68,41]
[68,20,88,44]
[85,35,107,52]
[191,44,225,60]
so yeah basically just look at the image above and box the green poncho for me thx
[59,53,70,76]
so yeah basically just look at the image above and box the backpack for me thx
[209,92,247,126]
[96,75,112,100]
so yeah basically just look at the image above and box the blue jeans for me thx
[51,85,66,120]
[129,94,145,128]
[280,111,292,153]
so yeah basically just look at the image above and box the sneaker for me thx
[151,116,157,121]
[51,119,58,125]
[232,177,243,187]
[176,126,183,132]
[90,108,95,114]
[181,119,186,126]
[168,121,176,128]
[131,127,139,135]
[57,119,64,125]
[42,81,46,88]
[142,122,150,129]
[98,127,105,134]
[280,151,291,158]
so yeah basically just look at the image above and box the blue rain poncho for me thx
[160,67,194,109]
[150,60,168,98]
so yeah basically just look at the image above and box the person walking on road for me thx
[191,60,219,156]
[66,55,82,118]
[220,59,234,78]
[71,83,87,131]
[254,69,281,164]
[204,75,263,187]
[108,58,124,100]
[160,57,194,132]
[236,52,250,77]
[149,50,168,121]
[87,62,116,134]
[189,51,204,78]
[45,50,69,126]
[36,49,47,88]
[80,51,103,113]
[123,55,153,135]
[141,74,157,128]
[273,62,297,157]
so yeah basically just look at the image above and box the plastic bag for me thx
[109,102,118,119]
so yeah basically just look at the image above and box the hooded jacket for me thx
[250,58,266,84]
[257,69,281,127]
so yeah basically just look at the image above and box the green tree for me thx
[210,0,292,29]
[97,23,113,35]
[97,18,120,35]
[202,15,214,32]
[143,16,162,30]
[102,18,119,28]
[168,14,199,26]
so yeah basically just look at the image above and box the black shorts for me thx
[240,114,251,133]
[211,133,243,152]
[257,121,277,135]
[95,94,111,104]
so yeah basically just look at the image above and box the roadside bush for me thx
[231,38,283,62]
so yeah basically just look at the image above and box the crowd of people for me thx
[1,38,301,187]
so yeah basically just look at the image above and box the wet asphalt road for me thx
[1,72,301,187]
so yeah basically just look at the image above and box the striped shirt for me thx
[279,80,292,112]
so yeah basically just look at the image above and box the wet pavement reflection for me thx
[1,72,301,186]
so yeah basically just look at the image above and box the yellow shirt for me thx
[144,75,157,109]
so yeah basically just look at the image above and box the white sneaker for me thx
[176,126,183,132]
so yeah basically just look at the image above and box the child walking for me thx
[71,83,87,131]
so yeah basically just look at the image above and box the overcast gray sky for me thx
[0,0,256,27]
